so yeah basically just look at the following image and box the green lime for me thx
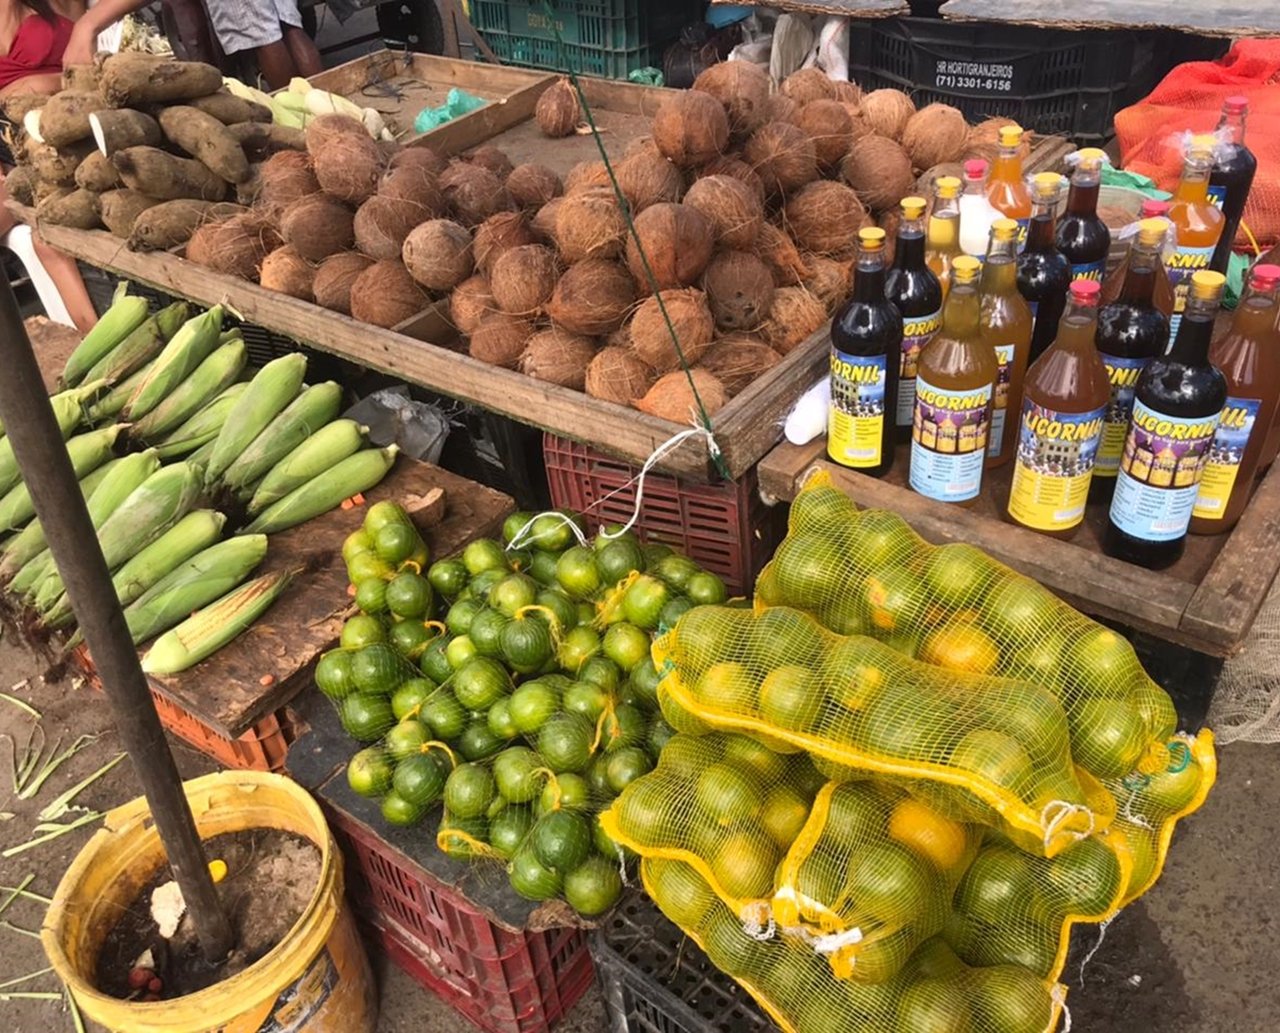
[509,679,562,735]
[532,809,593,872]
[427,558,470,601]
[652,554,700,591]
[759,665,821,732]
[530,512,581,552]
[659,597,694,630]
[686,571,728,606]
[342,528,374,565]
[500,614,554,674]
[315,649,356,700]
[584,753,612,799]
[457,717,504,761]
[381,791,427,828]
[385,718,431,760]
[528,550,560,586]
[603,622,651,672]
[487,696,518,740]
[351,644,405,695]
[445,635,477,670]
[465,568,507,602]
[438,811,490,859]
[606,746,652,793]
[347,746,394,797]
[386,572,433,619]
[1047,837,1123,916]
[393,751,449,806]
[445,597,483,637]
[419,688,467,740]
[628,658,663,707]
[341,614,386,649]
[506,547,535,575]
[538,772,591,814]
[363,500,410,536]
[348,551,393,585]
[443,762,496,819]
[579,656,622,693]
[493,746,545,804]
[646,714,675,760]
[503,510,536,545]
[558,625,601,673]
[564,856,623,916]
[620,576,670,630]
[535,589,578,632]
[468,606,509,658]
[594,812,632,860]
[453,657,510,710]
[508,842,562,900]
[695,762,762,825]
[489,805,535,859]
[389,619,435,660]
[556,546,602,600]
[596,538,647,585]
[645,859,714,930]
[537,712,595,773]
[462,538,507,576]
[340,693,394,742]
[354,578,389,615]
[490,573,539,617]
[601,703,647,752]
[563,679,610,721]
[419,637,452,683]
[375,523,420,565]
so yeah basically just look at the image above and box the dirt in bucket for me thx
[94,827,321,1001]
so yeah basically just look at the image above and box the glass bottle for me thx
[829,227,902,477]
[1054,148,1111,284]
[1007,280,1110,538]
[959,159,1002,259]
[986,125,1032,247]
[1190,264,1280,532]
[1100,199,1175,318]
[910,255,997,506]
[1104,271,1228,569]
[1017,172,1072,364]
[886,196,944,439]
[1208,95,1258,276]
[980,218,1034,468]
[925,175,963,298]
[1165,136,1226,343]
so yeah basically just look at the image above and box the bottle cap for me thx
[990,218,1019,241]
[963,158,989,180]
[1075,147,1108,167]
[1189,270,1226,300]
[998,125,1024,148]
[1136,217,1168,248]
[1140,198,1171,217]
[1030,171,1066,199]
[859,226,887,250]
[900,196,927,220]
[1250,264,1280,291]
[951,255,981,283]
[935,176,962,198]
[1069,280,1102,305]
[1224,95,1249,114]
[1187,134,1217,160]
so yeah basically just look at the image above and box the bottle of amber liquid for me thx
[1055,148,1111,284]
[1190,264,1280,532]
[1208,95,1258,276]
[886,197,943,440]
[925,176,963,298]
[981,219,1033,467]
[1165,136,1226,343]
[1017,172,1072,363]
[986,125,1032,247]
[1007,280,1110,538]
[910,256,997,506]
[1100,199,1175,318]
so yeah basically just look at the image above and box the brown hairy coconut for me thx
[536,77,580,138]
[760,287,827,354]
[258,151,318,211]
[785,180,869,257]
[691,61,771,139]
[313,132,383,204]
[916,162,964,199]
[554,189,627,263]
[834,80,864,106]
[636,369,729,421]
[466,144,514,180]
[473,211,535,275]
[531,196,562,243]
[186,212,282,279]
[744,122,818,197]
[625,202,714,293]
[652,90,729,167]
[877,208,901,267]
[402,218,473,291]
[698,335,782,396]
[353,195,432,261]
[758,223,810,286]
[469,313,534,368]
[683,175,763,251]
[842,135,915,212]
[350,260,429,328]
[304,113,367,155]
[585,346,656,405]
[703,251,775,332]
[389,146,448,176]
[259,245,314,301]
[797,99,855,171]
[843,103,874,142]
[279,194,354,262]
[564,160,610,195]
[378,163,442,210]
[439,161,510,225]
[968,118,1033,157]
[862,89,916,141]
[313,252,373,315]
[490,244,558,315]
[761,95,802,127]
[698,156,766,206]
[520,328,597,389]
[781,68,838,105]
[450,274,495,335]
[629,288,715,372]
[506,163,563,209]
[802,253,855,313]
[902,103,969,171]
[615,150,683,213]
[546,259,636,336]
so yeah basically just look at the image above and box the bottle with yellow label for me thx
[910,255,997,506]
[986,124,1032,246]
[1105,270,1228,569]
[925,176,962,298]
[980,218,1033,468]
[1165,136,1226,343]
[1007,280,1110,538]
[1016,172,1072,364]
[1190,263,1280,533]
[886,196,943,439]
[829,227,901,477]
[1054,148,1111,284]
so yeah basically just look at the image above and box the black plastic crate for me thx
[591,891,775,1033]
[848,17,1174,143]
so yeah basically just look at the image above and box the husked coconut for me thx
[629,288,715,372]
[585,346,656,405]
[862,89,916,141]
[304,113,366,155]
[353,194,432,261]
[186,212,281,279]
[450,274,494,334]
[546,258,636,336]
[691,61,771,139]
[760,287,827,354]
[313,131,383,204]
[757,223,810,286]
[683,175,763,251]
[635,368,728,421]
[842,136,915,212]
[313,252,373,314]
[802,253,855,313]
[466,144,514,180]
[744,122,818,197]
[280,194,355,262]
[780,68,838,105]
[506,163,563,209]
[698,336,782,396]
[258,150,318,211]
[259,245,314,301]
[625,202,714,293]
[555,189,627,263]
[469,312,533,368]
[614,150,683,213]
[489,244,558,315]
[378,162,442,210]
[564,160,610,194]
[389,145,447,176]
[901,103,969,170]
[761,95,802,127]
[702,251,775,331]
[402,218,473,290]
[473,211,535,275]
[697,156,765,206]
[439,161,510,225]
[536,78,580,137]
[350,260,429,328]
[652,90,728,167]
[520,328,597,389]
[531,196,562,244]
[797,99,855,171]
[784,180,869,257]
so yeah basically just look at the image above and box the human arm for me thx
[62,0,147,67]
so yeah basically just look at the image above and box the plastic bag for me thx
[345,386,450,464]
[414,87,488,133]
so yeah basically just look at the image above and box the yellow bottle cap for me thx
[935,176,962,199]
[859,226,887,249]
[951,255,981,283]
[1076,147,1108,162]
[1030,171,1066,199]
[1136,217,1167,248]
[1190,270,1226,299]
[991,218,1019,241]
[1188,133,1217,159]
[900,196,927,219]
[998,125,1024,147]
[208,859,228,884]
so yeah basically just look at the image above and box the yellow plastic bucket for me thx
[42,770,377,1033]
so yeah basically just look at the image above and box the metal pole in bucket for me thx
[0,279,234,962]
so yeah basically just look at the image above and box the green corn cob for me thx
[223,381,343,492]
[123,534,269,644]
[153,384,249,460]
[10,550,53,597]
[243,445,398,535]
[85,301,191,387]
[185,437,217,471]
[0,384,98,495]
[94,461,203,570]
[60,286,149,387]
[141,569,293,674]
[248,419,367,515]
[0,425,123,533]
[131,339,247,443]
[111,509,226,609]
[204,353,307,486]
[219,329,243,345]
[86,362,152,423]
[123,305,224,420]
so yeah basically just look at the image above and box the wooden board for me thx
[938,0,1280,38]
[710,0,907,16]
[757,439,1280,657]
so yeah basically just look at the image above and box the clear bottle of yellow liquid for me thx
[986,124,1032,248]
[925,176,962,298]
[910,255,997,506]
[981,219,1034,468]
[1166,136,1226,342]
[1007,280,1111,538]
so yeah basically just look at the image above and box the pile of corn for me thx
[0,286,397,673]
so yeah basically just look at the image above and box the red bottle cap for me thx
[1140,198,1171,217]
[1250,264,1280,291]
[1224,95,1249,114]
[963,158,989,179]
[1070,279,1102,305]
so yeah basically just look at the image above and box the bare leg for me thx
[255,39,297,90]
[32,237,98,335]
[283,24,324,78]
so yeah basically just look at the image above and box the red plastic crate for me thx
[542,434,786,597]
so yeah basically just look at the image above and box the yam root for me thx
[1,93,50,123]
[226,121,306,159]
[37,188,101,230]
[89,109,161,155]
[61,64,100,93]
[99,53,222,107]
[75,150,122,192]
[38,90,103,148]
[158,106,251,184]
[127,199,245,251]
[187,91,273,125]
[5,165,36,206]
[27,138,94,187]
[98,189,160,237]
[112,146,227,201]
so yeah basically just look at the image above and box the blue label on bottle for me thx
[1096,354,1151,478]
[1193,396,1263,520]
[1207,184,1227,210]
[909,375,992,502]
[1070,259,1106,283]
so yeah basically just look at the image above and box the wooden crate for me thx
[757,439,1280,658]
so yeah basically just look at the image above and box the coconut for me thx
[439,161,510,225]
[536,77,580,137]
[313,252,373,315]
[702,251,775,332]
[843,103,874,142]
[350,260,429,328]
[564,161,610,195]
[546,259,636,336]
[761,95,802,126]
[259,245,314,301]
[629,288,715,372]
[801,253,854,313]
[353,194,432,261]
[304,113,367,156]
[614,150,683,213]
[652,90,729,168]
[186,212,282,279]
[780,68,838,106]
[785,180,869,257]
[466,144,514,180]
[506,163,563,209]
[967,117,1034,156]
[902,103,968,171]
[313,131,383,204]
[625,202,714,293]
[469,313,533,369]
[797,99,854,171]
[834,80,864,106]
[473,211,535,275]
[916,162,964,199]
[697,156,766,207]
[691,61,772,138]
[389,146,448,176]
[842,135,915,212]
[585,346,656,405]
[760,287,827,354]
[490,244,558,315]
[520,328,597,389]
[402,218,473,290]
[744,122,818,197]
[258,151,318,211]
[280,194,355,262]
[378,163,442,210]
[554,189,627,263]
[682,175,763,251]
[757,223,809,286]
[531,196,562,244]
[862,89,916,141]
[450,274,495,334]
[698,335,781,396]
[636,368,729,421]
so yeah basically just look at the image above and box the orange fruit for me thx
[922,543,999,610]
[919,625,999,675]
[1062,625,1144,695]
[888,798,970,871]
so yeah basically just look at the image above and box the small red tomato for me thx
[127,967,153,990]
[148,977,163,993]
